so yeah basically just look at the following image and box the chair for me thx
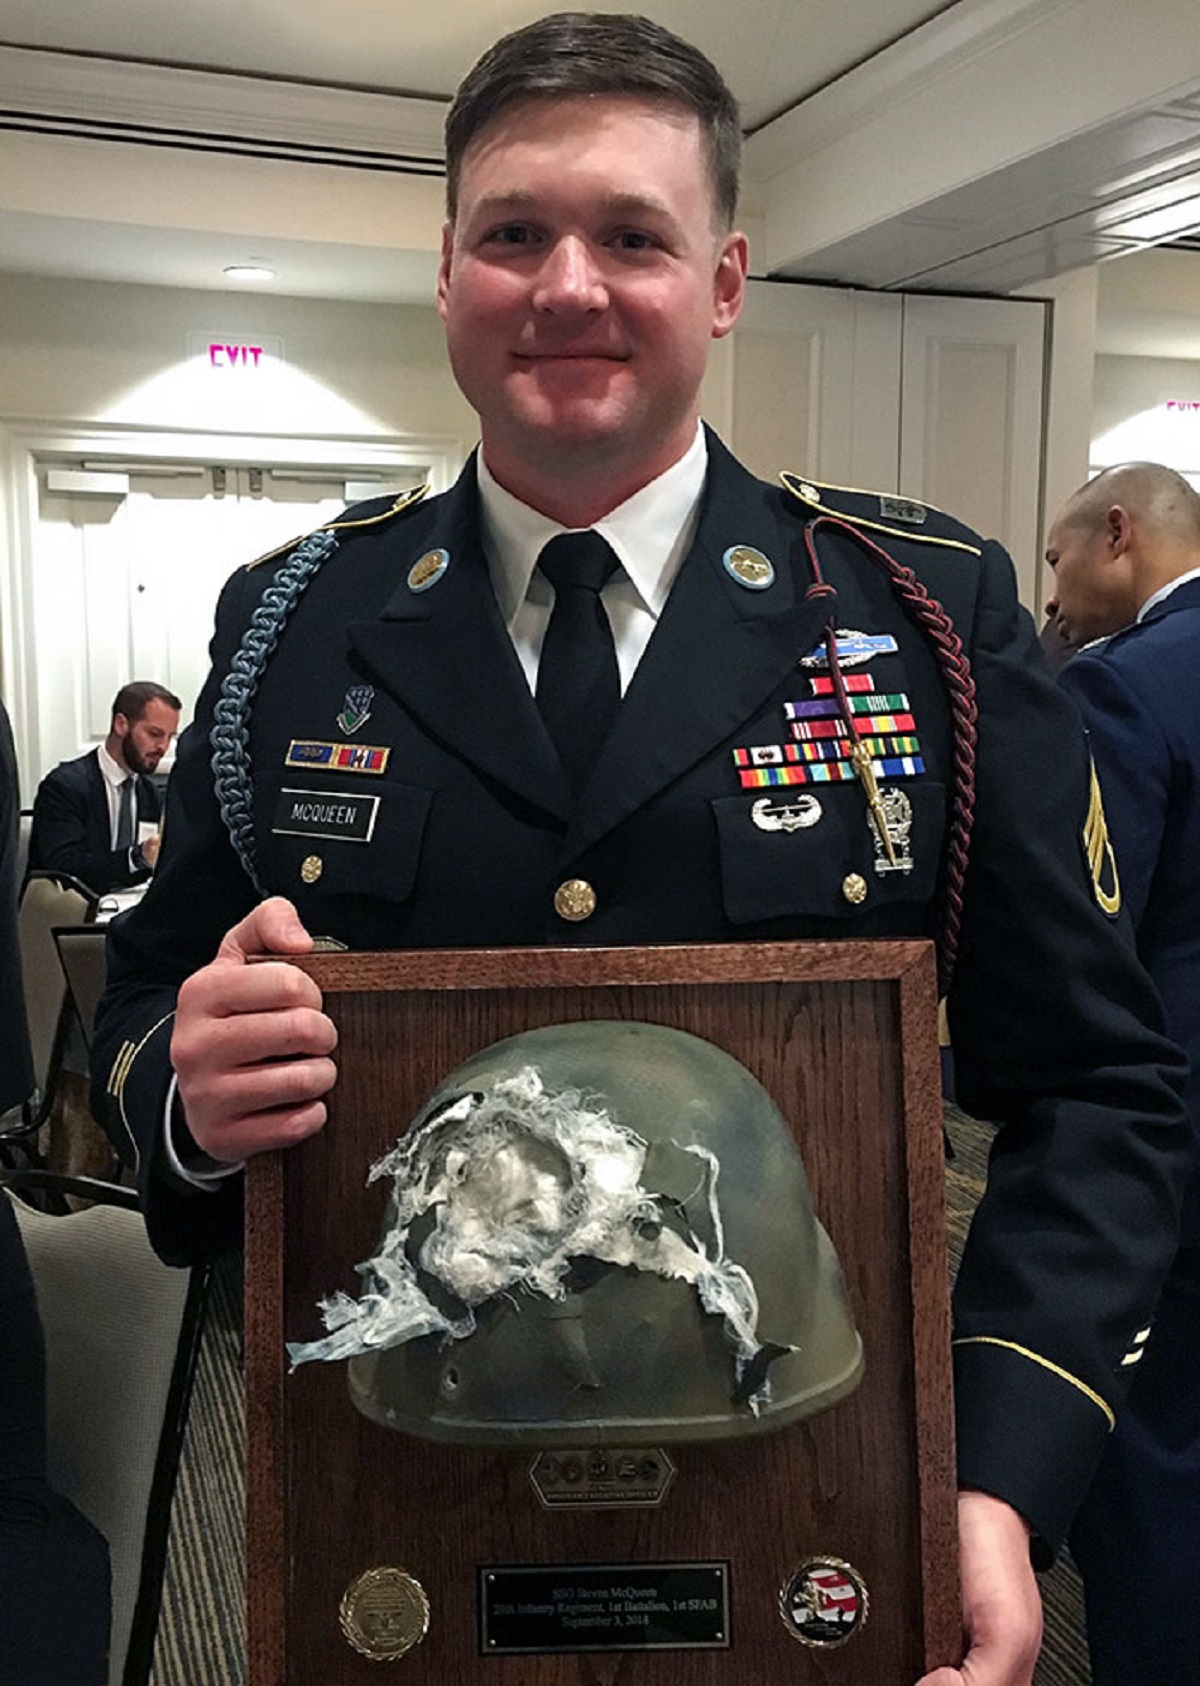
[1,1168,211,1686]
[53,923,110,1058]
[0,871,98,1161]
[16,807,32,886]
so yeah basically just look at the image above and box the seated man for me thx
[27,681,181,896]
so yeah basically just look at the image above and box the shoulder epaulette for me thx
[781,471,982,557]
[245,483,429,572]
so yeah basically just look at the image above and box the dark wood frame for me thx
[246,940,958,1683]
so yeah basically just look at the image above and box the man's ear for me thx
[1106,505,1133,555]
[435,223,454,321]
[711,231,748,340]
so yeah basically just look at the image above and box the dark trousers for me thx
[1069,1243,1200,1686]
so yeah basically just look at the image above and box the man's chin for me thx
[514,409,634,462]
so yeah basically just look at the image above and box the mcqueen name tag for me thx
[272,787,379,842]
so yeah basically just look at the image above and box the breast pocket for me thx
[712,782,945,925]
[258,775,432,905]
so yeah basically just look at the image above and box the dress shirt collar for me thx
[96,741,129,790]
[1137,563,1200,621]
[477,423,708,627]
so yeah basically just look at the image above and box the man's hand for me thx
[170,897,338,1164]
[916,1490,1042,1686]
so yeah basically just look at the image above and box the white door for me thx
[704,278,903,489]
[899,294,1047,605]
[28,461,410,785]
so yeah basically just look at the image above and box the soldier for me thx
[94,17,1189,1686]
[1047,462,1200,1686]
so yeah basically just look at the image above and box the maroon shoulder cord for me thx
[801,514,979,996]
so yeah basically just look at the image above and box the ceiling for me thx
[0,0,954,301]
[1,0,1200,328]
[0,0,956,132]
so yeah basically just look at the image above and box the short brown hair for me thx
[445,12,742,230]
[111,680,182,725]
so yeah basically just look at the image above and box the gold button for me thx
[554,878,597,922]
[300,854,323,885]
[841,872,868,905]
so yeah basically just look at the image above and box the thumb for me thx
[216,896,314,963]
[915,1673,963,1686]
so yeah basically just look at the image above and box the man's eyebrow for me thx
[467,189,679,222]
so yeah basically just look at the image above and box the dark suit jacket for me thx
[1061,575,1200,1241]
[93,433,1190,1554]
[27,750,160,896]
[0,699,33,1113]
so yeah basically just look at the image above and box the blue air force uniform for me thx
[92,432,1189,1560]
[1060,576,1200,1686]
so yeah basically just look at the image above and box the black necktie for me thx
[114,776,135,851]
[535,530,621,793]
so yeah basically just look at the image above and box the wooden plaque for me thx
[246,940,959,1683]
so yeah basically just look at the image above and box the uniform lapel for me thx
[346,459,573,820]
[566,435,834,858]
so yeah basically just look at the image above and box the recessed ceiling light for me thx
[223,263,276,282]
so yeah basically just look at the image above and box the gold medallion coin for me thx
[339,1566,430,1661]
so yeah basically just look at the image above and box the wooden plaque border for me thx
[246,939,959,1683]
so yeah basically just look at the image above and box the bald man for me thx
[1046,462,1200,1686]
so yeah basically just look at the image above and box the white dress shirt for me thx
[1137,563,1200,622]
[477,421,708,694]
[96,742,131,848]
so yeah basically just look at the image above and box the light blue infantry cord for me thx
[210,529,339,896]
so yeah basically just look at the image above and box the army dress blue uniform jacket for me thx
[92,432,1189,1557]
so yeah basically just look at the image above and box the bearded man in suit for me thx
[27,680,180,895]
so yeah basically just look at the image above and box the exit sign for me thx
[187,333,285,368]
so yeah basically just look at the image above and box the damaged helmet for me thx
[288,1021,863,1445]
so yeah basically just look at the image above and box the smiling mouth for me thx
[516,350,627,363]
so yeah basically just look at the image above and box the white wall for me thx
[1092,354,1200,483]
[0,273,474,439]
[0,273,479,791]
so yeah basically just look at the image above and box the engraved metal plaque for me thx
[529,1448,675,1510]
[479,1562,729,1654]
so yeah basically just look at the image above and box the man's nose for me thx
[1045,591,1060,620]
[532,237,606,312]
